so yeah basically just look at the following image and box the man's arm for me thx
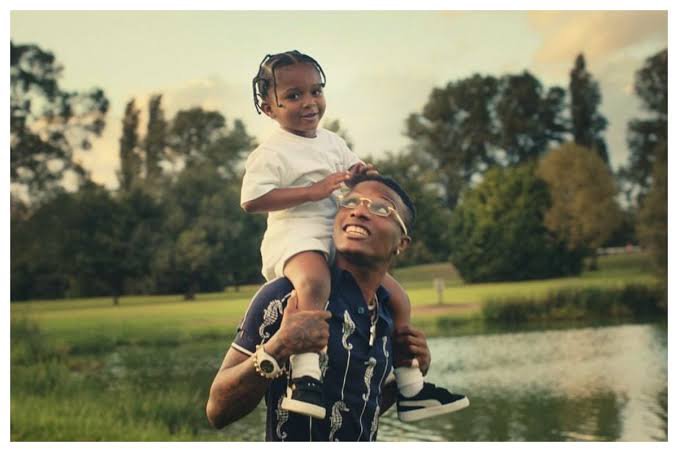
[206,347,268,429]
[206,291,330,429]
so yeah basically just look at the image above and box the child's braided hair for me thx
[252,50,326,114]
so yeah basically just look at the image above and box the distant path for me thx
[412,302,479,317]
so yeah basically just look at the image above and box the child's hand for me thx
[308,171,351,201]
[349,162,379,177]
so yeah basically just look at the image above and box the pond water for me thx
[219,322,667,441]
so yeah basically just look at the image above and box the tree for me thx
[620,48,667,201]
[406,71,567,209]
[168,107,255,176]
[405,74,500,209]
[169,107,226,168]
[620,48,667,283]
[153,110,261,299]
[569,54,609,164]
[143,94,168,186]
[154,164,264,299]
[11,193,74,300]
[118,98,142,191]
[10,183,149,303]
[495,72,567,164]
[369,150,454,265]
[536,142,622,267]
[449,164,582,283]
[10,41,109,203]
[636,146,667,279]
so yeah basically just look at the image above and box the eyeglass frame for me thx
[337,194,409,237]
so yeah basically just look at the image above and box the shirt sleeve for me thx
[231,279,294,356]
[240,147,283,206]
[336,134,362,170]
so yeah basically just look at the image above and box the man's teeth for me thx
[345,225,368,236]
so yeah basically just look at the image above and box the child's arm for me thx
[242,171,351,213]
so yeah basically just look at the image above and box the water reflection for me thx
[374,323,667,441]
[103,322,666,441]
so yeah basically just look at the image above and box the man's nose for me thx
[350,201,371,219]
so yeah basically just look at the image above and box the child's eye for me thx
[312,88,324,96]
[286,93,301,100]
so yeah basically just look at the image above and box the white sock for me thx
[290,352,321,380]
[394,360,424,397]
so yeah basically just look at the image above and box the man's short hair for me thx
[346,173,416,232]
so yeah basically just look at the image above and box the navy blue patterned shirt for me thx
[231,266,394,441]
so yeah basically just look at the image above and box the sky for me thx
[9,7,669,190]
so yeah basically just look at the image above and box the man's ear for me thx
[397,235,411,255]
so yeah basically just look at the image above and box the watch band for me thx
[253,344,284,379]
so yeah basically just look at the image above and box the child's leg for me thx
[283,251,331,381]
[283,250,330,311]
[382,273,424,397]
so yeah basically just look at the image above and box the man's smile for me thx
[343,223,370,238]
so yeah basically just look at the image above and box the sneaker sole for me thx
[281,397,326,419]
[398,396,470,422]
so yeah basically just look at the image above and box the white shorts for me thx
[260,219,335,282]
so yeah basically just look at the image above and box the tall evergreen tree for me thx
[569,54,609,164]
[625,48,668,281]
[118,99,142,191]
[621,48,667,200]
[144,94,168,186]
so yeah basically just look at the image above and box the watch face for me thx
[261,360,274,373]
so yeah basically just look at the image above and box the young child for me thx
[241,50,468,421]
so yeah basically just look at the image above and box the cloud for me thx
[529,11,667,65]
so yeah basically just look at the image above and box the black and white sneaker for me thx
[281,376,326,419]
[397,382,469,422]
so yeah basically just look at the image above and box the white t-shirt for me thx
[241,127,362,280]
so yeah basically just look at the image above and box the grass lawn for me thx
[9,251,661,441]
[11,252,658,349]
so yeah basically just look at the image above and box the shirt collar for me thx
[330,265,391,314]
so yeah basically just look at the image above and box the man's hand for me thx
[393,325,431,376]
[265,290,332,362]
[307,172,351,202]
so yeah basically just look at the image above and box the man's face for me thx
[333,180,410,266]
[261,62,326,138]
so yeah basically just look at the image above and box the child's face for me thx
[262,63,326,138]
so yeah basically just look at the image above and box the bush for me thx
[450,164,584,283]
[482,284,665,324]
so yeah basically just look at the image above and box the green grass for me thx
[10,252,660,441]
[10,252,658,350]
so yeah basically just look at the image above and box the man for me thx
[206,174,442,441]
